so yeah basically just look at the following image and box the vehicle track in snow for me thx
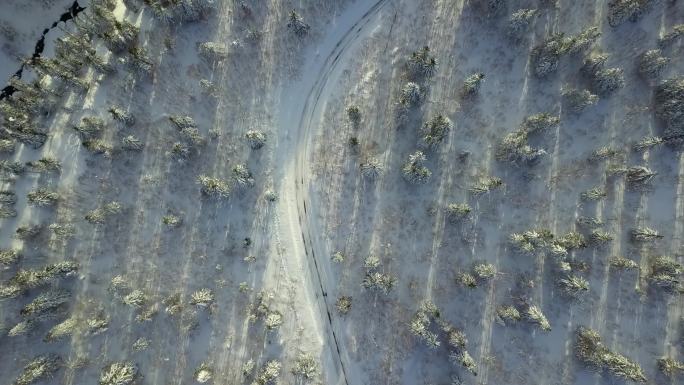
[276,1,391,384]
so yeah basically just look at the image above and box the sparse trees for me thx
[402,151,431,184]
[575,327,646,382]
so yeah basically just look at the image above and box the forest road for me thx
[276,1,391,384]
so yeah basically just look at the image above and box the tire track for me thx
[279,1,390,384]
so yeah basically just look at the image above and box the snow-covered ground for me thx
[1,0,683,385]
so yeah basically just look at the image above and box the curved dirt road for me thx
[275,1,390,384]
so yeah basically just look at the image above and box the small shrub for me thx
[346,105,361,125]
[496,305,521,325]
[558,275,590,298]
[27,188,59,206]
[122,135,144,151]
[233,164,255,190]
[421,115,453,148]
[45,316,77,342]
[0,248,20,265]
[638,49,669,79]
[581,186,606,201]
[21,290,71,317]
[462,72,485,96]
[446,203,471,223]
[190,288,214,307]
[507,9,538,40]
[562,87,598,113]
[85,201,122,224]
[13,354,61,385]
[254,360,281,385]
[630,227,663,242]
[123,289,146,308]
[593,67,625,95]
[575,327,646,382]
[26,157,61,173]
[108,106,135,126]
[655,77,684,136]
[198,42,228,61]
[609,256,639,271]
[361,272,396,294]
[287,10,310,37]
[99,362,138,385]
[399,82,422,106]
[336,296,352,314]
[407,46,437,78]
[402,151,431,184]
[648,255,682,293]
[195,362,213,383]
[198,175,230,199]
[658,24,684,47]
[525,304,551,331]
[291,353,319,380]
[607,0,657,27]
[360,157,384,179]
[245,130,266,149]
[658,357,684,377]
[469,176,503,195]
[634,136,663,152]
